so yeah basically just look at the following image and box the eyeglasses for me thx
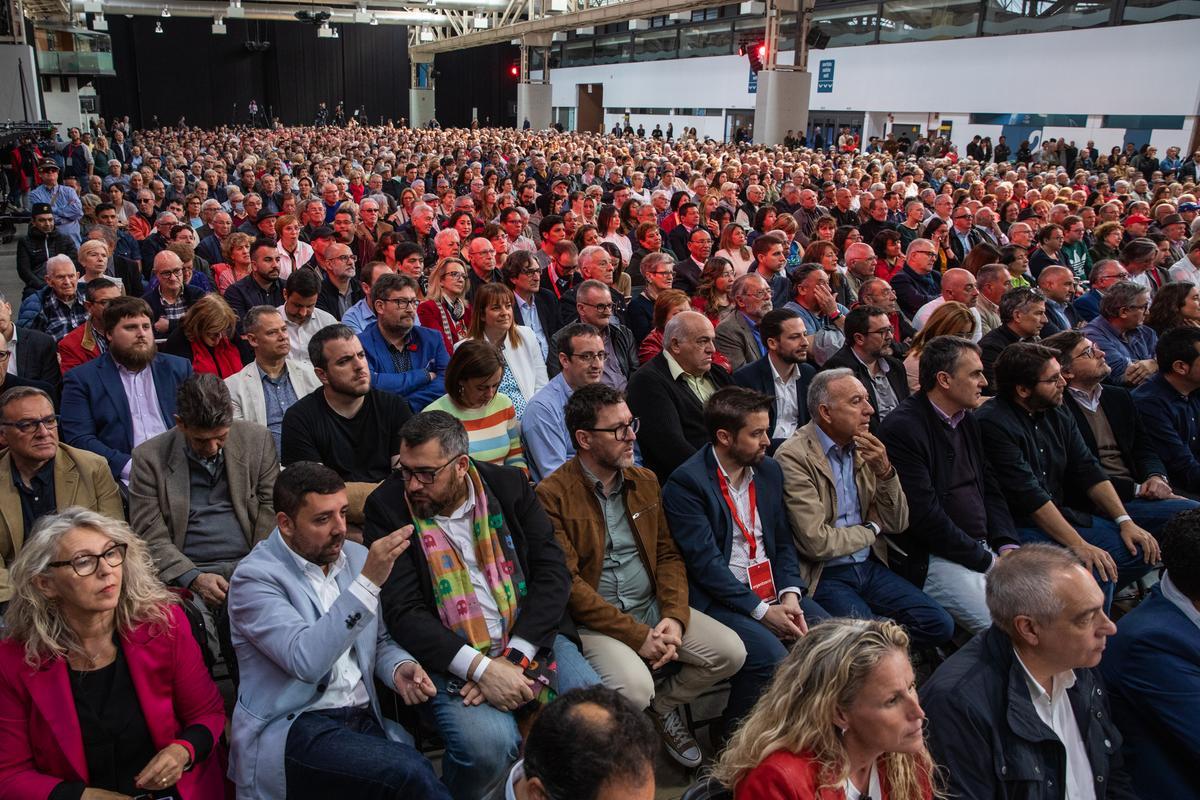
[518,268,541,276]
[867,326,895,337]
[581,302,615,313]
[911,250,936,258]
[953,214,971,220]
[569,350,608,363]
[1,414,57,433]
[157,268,184,278]
[1036,372,1067,386]
[48,543,127,577]
[333,255,357,263]
[587,418,640,441]
[653,269,676,277]
[379,297,419,309]
[1125,303,1149,312]
[396,456,459,485]
[1074,344,1099,360]
[443,271,467,279]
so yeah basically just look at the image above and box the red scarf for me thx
[191,337,242,378]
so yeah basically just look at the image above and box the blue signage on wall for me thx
[748,69,758,94]
[817,59,835,93]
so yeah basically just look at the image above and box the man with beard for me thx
[822,306,910,433]
[716,274,773,373]
[977,343,1160,607]
[225,238,285,326]
[227,462,449,800]
[733,308,815,454]
[397,203,438,269]
[280,324,411,484]
[362,411,600,800]
[358,273,447,412]
[316,242,365,321]
[61,296,193,483]
[662,387,827,738]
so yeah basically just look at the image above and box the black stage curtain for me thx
[92,17,409,129]
[433,43,518,128]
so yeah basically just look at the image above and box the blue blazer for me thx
[733,355,814,454]
[358,322,447,412]
[1099,583,1200,799]
[60,352,192,479]
[227,530,415,800]
[662,444,806,619]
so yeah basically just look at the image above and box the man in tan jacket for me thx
[0,386,123,604]
[537,384,744,769]
[775,367,954,645]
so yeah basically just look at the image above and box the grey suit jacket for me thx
[715,311,763,372]
[128,420,279,586]
[226,358,322,428]
[227,530,415,800]
[0,443,123,601]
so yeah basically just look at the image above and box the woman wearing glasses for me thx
[0,508,228,800]
[418,257,473,355]
[426,340,527,474]
[456,283,547,420]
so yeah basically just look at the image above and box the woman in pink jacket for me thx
[0,508,227,800]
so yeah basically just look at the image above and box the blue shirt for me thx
[259,364,299,454]
[28,183,83,245]
[1081,316,1157,385]
[515,293,549,360]
[814,425,869,566]
[522,374,575,482]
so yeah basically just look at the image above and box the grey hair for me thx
[1099,281,1150,319]
[411,203,435,219]
[434,228,459,247]
[985,543,1083,636]
[806,367,856,420]
[4,507,177,667]
[175,373,233,429]
[0,385,54,414]
[1089,259,1120,284]
[578,245,609,273]
[639,251,675,280]
[662,310,709,351]
[243,304,283,335]
[730,272,767,302]
[45,254,76,275]
[575,279,608,302]
[398,410,470,459]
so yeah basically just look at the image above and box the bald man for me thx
[843,242,878,301]
[1037,265,1079,337]
[912,268,983,341]
[314,242,364,320]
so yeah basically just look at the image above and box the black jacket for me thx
[878,393,1017,587]
[14,325,61,396]
[16,228,76,292]
[626,351,734,483]
[315,275,364,321]
[821,345,910,434]
[1062,386,1165,503]
[556,285,627,328]
[921,626,1136,800]
[547,321,636,382]
[732,354,815,454]
[511,287,562,347]
[142,284,206,337]
[363,460,575,674]
[980,324,1029,396]
[665,224,696,262]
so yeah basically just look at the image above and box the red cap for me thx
[1124,213,1152,225]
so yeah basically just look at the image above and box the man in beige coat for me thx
[0,386,122,604]
[775,367,954,645]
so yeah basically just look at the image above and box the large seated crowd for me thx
[0,118,1197,800]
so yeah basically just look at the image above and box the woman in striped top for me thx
[426,339,527,474]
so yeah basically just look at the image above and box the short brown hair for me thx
[653,289,690,331]
[102,296,153,332]
[445,339,505,407]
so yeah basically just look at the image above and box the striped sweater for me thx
[426,393,527,474]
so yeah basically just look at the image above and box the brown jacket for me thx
[0,443,124,601]
[774,421,909,592]
[536,457,690,650]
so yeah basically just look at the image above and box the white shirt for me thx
[283,543,380,711]
[1014,650,1098,800]
[5,326,16,377]
[441,481,537,680]
[1168,254,1200,285]
[844,763,881,800]
[913,296,983,342]
[117,363,168,483]
[1161,571,1200,631]
[770,357,801,441]
[279,304,339,364]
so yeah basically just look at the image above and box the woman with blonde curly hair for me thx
[902,301,976,392]
[0,508,228,799]
[213,231,254,294]
[712,618,936,800]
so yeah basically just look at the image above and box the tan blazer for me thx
[225,359,322,428]
[774,421,909,592]
[128,421,279,585]
[0,444,124,601]
[715,311,762,372]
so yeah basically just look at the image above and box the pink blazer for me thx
[0,604,228,800]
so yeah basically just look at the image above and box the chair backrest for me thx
[680,775,733,800]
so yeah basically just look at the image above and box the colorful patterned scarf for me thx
[410,462,526,654]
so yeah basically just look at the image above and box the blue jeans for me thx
[705,596,828,732]
[1017,512,1162,609]
[814,558,955,645]
[424,634,599,800]
[1123,497,1199,537]
[284,706,449,800]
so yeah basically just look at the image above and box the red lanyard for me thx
[717,468,758,560]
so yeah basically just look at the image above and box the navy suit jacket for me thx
[662,445,807,619]
[357,322,447,412]
[732,355,815,454]
[61,353,193,479]
[1100,583,1200,800]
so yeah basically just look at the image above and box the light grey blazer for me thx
[226,530,416,800]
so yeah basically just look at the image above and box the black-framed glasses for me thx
[157,268,184,278]
[396,456,460,485]
[48,543,127,577]
[587,418,640,440]
[569,350,608,363]
[581,302,615,313]
[518,268,541,276]
[378,297,419,309]
[1,414,57,433]
[1074,344,1099,360]
[1036,372,1067,386]
[867,326,895,337]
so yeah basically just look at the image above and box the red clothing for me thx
[58,321,102,375]
[417,298,472,354]
[190,336,243,378]
[638,329,730,371]
[0,604,228,800]
[735,749,928,800]
[875,257,904,282]
[127,214,152,241]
